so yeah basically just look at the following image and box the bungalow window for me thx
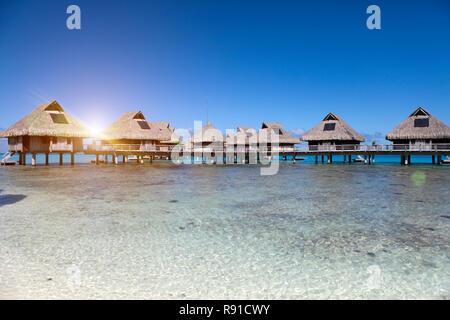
[414,118,429,127]
[50,113,69,124]
[323,123,336,131]
[137,120,150,129]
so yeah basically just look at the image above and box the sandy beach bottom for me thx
[0,162,449,299]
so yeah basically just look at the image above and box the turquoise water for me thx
[1,152,446,165]
[0,160,449,299]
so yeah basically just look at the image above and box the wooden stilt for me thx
[407,155,411,165]
[32,153,37,166]
[432,155,435,165]
[343,154,347,163]
[315,155,318,164]
[104,155,108,164]
[71,153,75,165]
[96,154,99,165]
[23,153,26,166]
[18,152,23,165]
[45,153,49,166]
[59,153,63,165]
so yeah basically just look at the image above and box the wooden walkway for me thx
[3,143,449,166]
[82,143,450,165]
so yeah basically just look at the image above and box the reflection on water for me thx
[0,163,449,299]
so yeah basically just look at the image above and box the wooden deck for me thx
[81,143,450,165]
[3,143,449,166]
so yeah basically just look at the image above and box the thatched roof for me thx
[300,113,365,142]
[258,122,300,144]
[226,127,257,145]
[237,126,255,132]
[191,121,224,143]
[0,100,91,138]
[386,107,450,141]
[102,111,171,141]
[160,126,180,144]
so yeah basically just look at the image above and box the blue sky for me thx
[1,0,449,150]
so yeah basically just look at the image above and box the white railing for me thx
[50,145,73,152]
[294,144,450,152]
[84,144,176,152]
[83,143,450,153]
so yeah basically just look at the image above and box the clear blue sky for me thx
[1,0,449,146]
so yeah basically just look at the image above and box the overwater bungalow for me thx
[157,125,180,152]
[225,127,257,152]
[386,107,450,151]
[95,111,173,164]
[0,100,91,165]
[224,127,257,163]
[191,121,224,153]
[99,111,172,153]
[148,122,179,151]
[300,113,365,151]
[257,122,300,152]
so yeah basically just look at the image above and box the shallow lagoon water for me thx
[0,160,449,299]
